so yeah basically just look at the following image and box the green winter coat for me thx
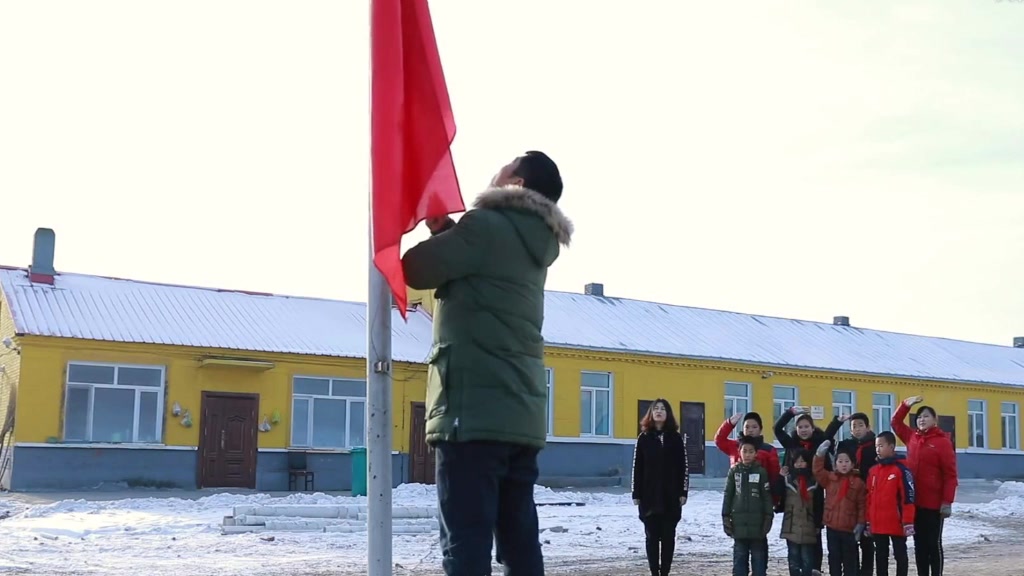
[723,462,774,540]
[402,186,573,449]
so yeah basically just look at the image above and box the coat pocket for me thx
[425,343,451,419]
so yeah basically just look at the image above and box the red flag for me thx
[371,0,464,319]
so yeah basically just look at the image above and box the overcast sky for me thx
[1,1,1022,346]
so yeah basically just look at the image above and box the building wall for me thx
[14,335,425,449]
[0,291,21,489]
[9,335,425,490]
[9,327,1024,490]
[533,442,1024,487]
[545,347,1024,452]
[9,445,408,491]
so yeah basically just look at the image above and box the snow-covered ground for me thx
[1,482,1021,575]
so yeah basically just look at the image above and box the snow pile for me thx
[0,484,1018,575]
[995,481,1024,497]
[956,481,1024,519]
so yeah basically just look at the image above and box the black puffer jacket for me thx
[631,428,690,521]
[824,419,879,481]
[774,410,829,527]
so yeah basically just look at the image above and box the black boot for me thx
[645,537,660,575]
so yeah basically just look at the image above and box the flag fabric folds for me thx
[371,0,464,319]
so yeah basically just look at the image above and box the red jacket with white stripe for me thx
[866,456,916,536]
[891,403,958,511]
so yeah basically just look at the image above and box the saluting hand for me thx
[903,396,924,408]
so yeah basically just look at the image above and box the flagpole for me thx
[367,0,394,563]
[367,240,394,575]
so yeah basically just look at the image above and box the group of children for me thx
[718,408,918,576]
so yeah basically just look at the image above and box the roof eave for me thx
[545,343,1024,389]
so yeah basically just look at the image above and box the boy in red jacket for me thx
[716,412,782,489]
[867,431,915,576]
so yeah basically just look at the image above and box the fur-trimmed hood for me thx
[473,185,573,247]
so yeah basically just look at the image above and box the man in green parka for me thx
[402,150,573,576]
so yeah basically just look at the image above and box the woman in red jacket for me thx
[891,396,958,576]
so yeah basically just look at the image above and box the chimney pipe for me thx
[584,283,604,297]
[833,316,850,327]
[1014,337,1024,349]
[29,228,56,285]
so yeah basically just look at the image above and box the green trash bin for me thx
[350,447,368,496]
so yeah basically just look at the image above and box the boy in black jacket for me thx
[824,412,879,576]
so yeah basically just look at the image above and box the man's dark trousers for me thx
[436,440,545,576]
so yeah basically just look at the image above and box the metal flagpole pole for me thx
[367,236,394,575]
[368,0,394,561]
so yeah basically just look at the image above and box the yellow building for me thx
[412,283,1024,483]
[0,229,434,491]
[2,228,1023,491]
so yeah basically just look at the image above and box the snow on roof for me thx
[2,267,1022,387]
[0,268,434,363]
[542,291,1024,388]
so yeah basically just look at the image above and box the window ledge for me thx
[547,435,634,445]
[959,447,1017,455]
[284,447,400,455]
[15,442,190,450]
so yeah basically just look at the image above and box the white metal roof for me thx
[542,291,1024,388]
[2,268,1022,387]
[0,268,434,363]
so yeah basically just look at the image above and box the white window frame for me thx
[725,382,752,439]
[545,368,554,437]
[968,399,987,449]
[1001,401,1019,451]
[580,371,613,437]
[773,385,799,436]
[63,361,166,443]
[832,390,856,441]
[291,376,367,449]
[872,392,895,435]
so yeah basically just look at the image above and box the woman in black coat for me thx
[632,398,690,576]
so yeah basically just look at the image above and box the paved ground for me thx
[1,480,1017,575]
[0,478,1004,505]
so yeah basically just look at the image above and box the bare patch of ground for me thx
[9,542,1022,576]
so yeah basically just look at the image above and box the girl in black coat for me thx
[632,399,690,576]
[775,406,828,573]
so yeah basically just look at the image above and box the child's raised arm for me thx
[812,440,833,486]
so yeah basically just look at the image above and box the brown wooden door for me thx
[680,401,706,474]
[637,400,653,435]
[409,402,435,484]
[939,415,956,447]
[198,392,259,489]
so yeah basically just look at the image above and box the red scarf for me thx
[837,476,851,501]
[798,476,810,502]
[856,443,868,468]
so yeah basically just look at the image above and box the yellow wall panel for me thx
[545,347,1024,450]
[14,336,423,452]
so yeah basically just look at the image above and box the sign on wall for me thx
[811,405,826,420]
